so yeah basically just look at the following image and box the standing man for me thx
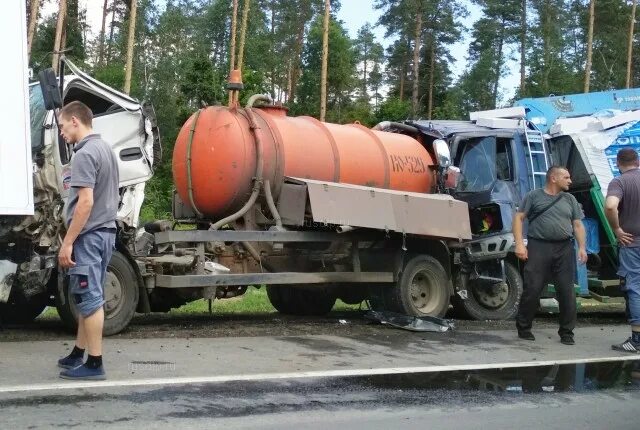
[56,101,119,380]
[605,148,640,353]
[513,166,588,345]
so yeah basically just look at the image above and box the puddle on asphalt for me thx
[351,360,640,394]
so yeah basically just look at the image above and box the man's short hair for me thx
[617,147,639,166]
[546,165,568,182]
[59,101,93,127]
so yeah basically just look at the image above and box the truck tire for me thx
[452,261,522,320]
[0,294,48,325]
[267,285,336,316]
[56,251,139,336]
[383,255,450,318]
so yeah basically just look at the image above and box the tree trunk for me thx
[542,0,550,94]
[286,61,293,103]
[320,0,330,121]
[237,0,251,72]
[228,0,238,106]
[97,0,109,66]
[427,37,435,120]
[493,23,505,108]
[123,0,137,95]
[52,0,67,72]
[399,65,405,101]
[107,0,117,65]
[270,1,276,97]
[363,55,368,99]
[411,9,422,117]
[27,0,41,57]
[627,0,637,89]
[520,0,526,94]
[289,9,308,104]
[229,0,238,71]
[584,0,595,93]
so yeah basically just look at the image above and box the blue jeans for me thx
[67,228,116,317]
[618,246,640,326]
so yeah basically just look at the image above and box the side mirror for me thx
[444,166,461,189]
[38,68,63,110]
[433,139,451,168]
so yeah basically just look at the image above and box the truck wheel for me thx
[0,294,48,324]
[267,285,336,316]
[452,261,522,320]
[384,255,450,318]
[56,251,139,336]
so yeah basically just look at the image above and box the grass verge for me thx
[40,286,363,319]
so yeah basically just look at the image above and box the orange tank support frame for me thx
[172,105,436,219]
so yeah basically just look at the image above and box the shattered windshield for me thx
[457,137,497,192]
[29,85,47,151]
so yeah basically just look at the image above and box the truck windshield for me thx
[29,84,47,151]
[457,136,497,192]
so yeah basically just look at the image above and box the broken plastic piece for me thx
[364,310,454,332]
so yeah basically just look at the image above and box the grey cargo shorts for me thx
[67,228,116,317]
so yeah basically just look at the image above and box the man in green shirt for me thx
[513,166,587,345]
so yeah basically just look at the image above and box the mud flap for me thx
[0,260,18,303]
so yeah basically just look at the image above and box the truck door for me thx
[453,135,521,236]
[61,59,156,187]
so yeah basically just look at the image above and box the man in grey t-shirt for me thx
[57,101,119,380]
[513,166,587,345]
[605,147,640,353]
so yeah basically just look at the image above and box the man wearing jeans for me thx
[513,166,588,345]
[57,101,119,379]
[605,147,640,353]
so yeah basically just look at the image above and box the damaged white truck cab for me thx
[0,57,160,334]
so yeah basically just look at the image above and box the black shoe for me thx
[560,335,575,345]
[612,337,640,354]
[518,331,535,341]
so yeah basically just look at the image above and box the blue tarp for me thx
[515,88,640,133]
[604,120,640,177]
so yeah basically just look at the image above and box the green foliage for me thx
[26,0,640,221]
[292,16,357,121]
[375,97,412,122]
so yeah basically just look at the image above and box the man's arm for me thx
[573,219,588,263]
[513,212,528,260]
[605,195,621,229]
[58,187,94,268]
[605,195,634,245]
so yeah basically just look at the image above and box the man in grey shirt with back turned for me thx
[57,101,119,380]
[513,166,587,345]
[605,147,640,353]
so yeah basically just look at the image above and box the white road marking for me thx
[1,355,639,394]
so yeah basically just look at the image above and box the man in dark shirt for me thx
[513,166,587,345]
[56,101,119,379]
[605,147,640,353]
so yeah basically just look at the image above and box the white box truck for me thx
[0,0,33,306]
[0,1,33,215]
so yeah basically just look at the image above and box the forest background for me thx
[25,0,640,220]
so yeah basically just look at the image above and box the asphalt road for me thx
[1,305,636,429]
[2,362,639,430]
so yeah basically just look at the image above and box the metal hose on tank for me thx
[209,95,273,230]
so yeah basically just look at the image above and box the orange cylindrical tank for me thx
[172,106,435,218]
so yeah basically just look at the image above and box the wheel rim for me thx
[409,270,442,314]
[104,269,125,319]
[474,280,510,309]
